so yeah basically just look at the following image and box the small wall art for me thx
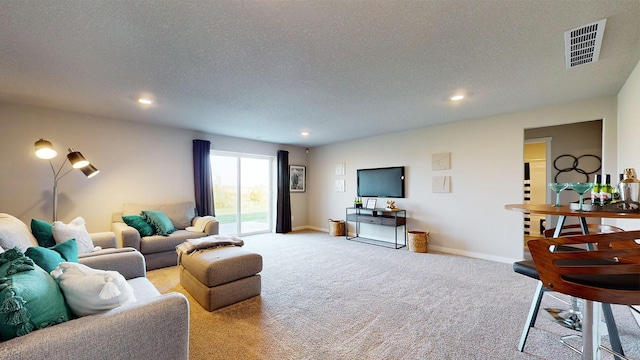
[335,179,345,192]
[432,152,451,170]
[290,165,306,193]
[432,176,451,193]
[335,162,346,176]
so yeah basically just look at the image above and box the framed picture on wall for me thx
[290,165,306,193]
[432,152,451,170]
[366,198,377,209]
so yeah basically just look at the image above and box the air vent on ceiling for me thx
[564,18,606,68]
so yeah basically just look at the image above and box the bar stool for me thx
[513,224,624,353]
[528,231,640,360]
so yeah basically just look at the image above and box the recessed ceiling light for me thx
[301,132,309,136]
[137,92,156,105]
[450,95,464,101]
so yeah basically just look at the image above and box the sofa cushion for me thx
[122,215,154,237]
[0,213,39,252]
[0,248,71,340]
[123,202,195,230]
[25,239,79,273]
[180,246,263,288]
[50,262,136,317]
[52,217,95,255]
[141,211,176,236]
[140,230,204,254]
[128,277,162,299]
[30,218,56,248]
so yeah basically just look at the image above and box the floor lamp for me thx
[35,139,100,221]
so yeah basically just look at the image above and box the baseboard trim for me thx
[293,225,314,232]
[428,245,520,264]
[296,227,521,264]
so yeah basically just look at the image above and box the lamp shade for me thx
[35,139,57,159]
[80,164,100,178]
[66,148,90,168]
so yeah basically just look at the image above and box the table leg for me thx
[581,300,601,360]
[553,216,567,237]
[579,217,590,235]
[547,215,583,330]
[602,304,625,360]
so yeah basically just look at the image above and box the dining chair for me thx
[528,231,640,359]
[513,224,624,354]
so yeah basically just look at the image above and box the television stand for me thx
[345,207,407,249]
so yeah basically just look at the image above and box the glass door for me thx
[211,152,273,235]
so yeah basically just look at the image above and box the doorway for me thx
[211,152,274,236]
[523,120,603,255]
[524,138,551,243]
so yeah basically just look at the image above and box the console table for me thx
[345,207,407,249]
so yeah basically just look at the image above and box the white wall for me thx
[0,103,308,232]
[616,59,640,230]
[2,66,635,263]
[308,97,618,263]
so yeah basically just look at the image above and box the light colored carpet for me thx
[147,230,640,360]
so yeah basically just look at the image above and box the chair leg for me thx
[602,303,624,360]
[518,281,546,352]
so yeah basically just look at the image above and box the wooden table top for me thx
[504,203,640,219]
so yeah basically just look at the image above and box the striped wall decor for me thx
[523,163,531,235]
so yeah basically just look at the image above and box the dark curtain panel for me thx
[193,139,215,216]
[276,150,292,233]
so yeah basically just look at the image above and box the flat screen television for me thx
[357,166,405,198]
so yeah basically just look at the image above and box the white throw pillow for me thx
[0,213,39,251]
[52,217,95,254]
[50,262,136,317]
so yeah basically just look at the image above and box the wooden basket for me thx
[408,231,429,253]
[328,219,345,236]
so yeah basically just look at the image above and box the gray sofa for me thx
[0,232,190,360]
[112,201,219,270]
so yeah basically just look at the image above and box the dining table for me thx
[504,203,640,236]
[504,202,640,360]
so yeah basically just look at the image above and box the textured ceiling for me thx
[1,1,639,147]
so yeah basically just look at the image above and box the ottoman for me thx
[179,246,262,311]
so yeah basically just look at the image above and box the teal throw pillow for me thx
[122,215,154,237]
[141,210,175,236]
[0,248,71,340]
[31,219,55,248]
[25,239,79,273]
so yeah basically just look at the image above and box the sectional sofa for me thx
[112,201,219,270]
[0,214,190,360]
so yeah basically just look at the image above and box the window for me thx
[211,152,273,235]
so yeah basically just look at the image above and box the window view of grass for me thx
[213,185,268,224]
[211,154,271,234]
